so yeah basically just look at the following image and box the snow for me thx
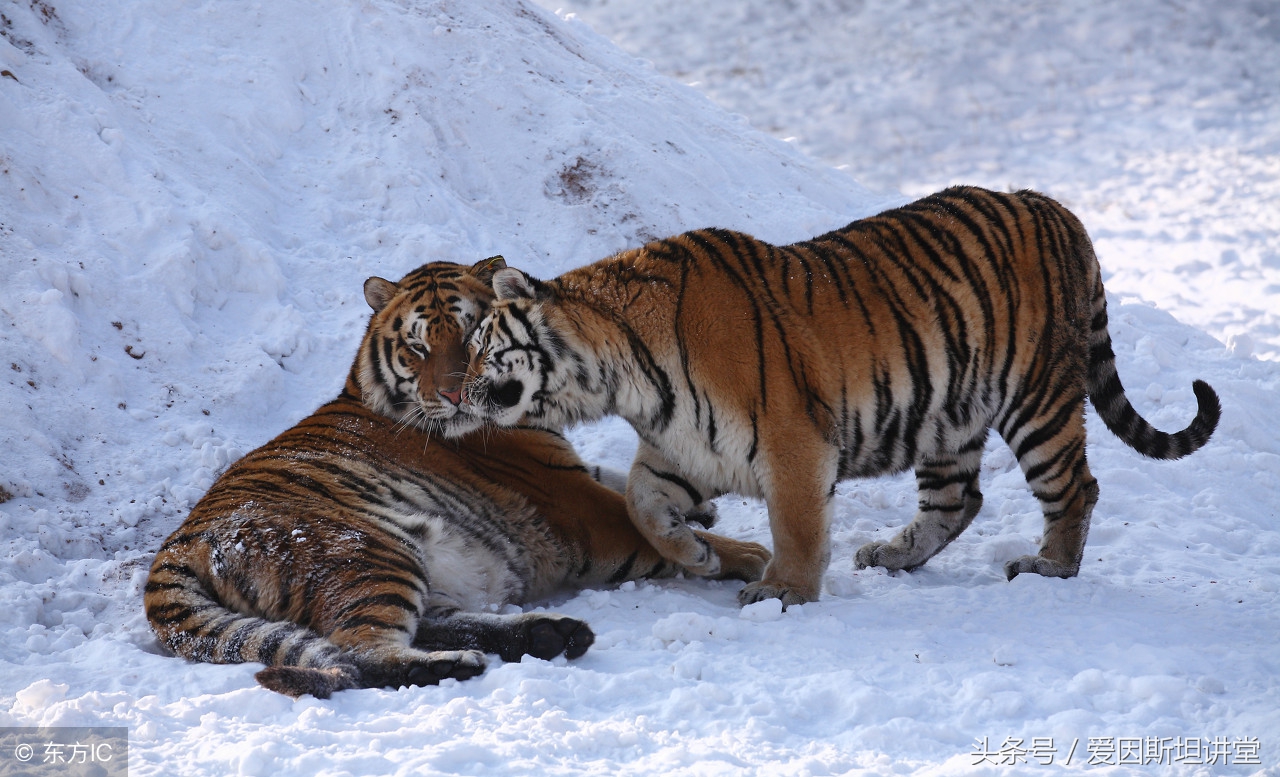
[1,0,1277,774]
[546,0,1280,365]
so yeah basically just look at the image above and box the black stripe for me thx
[146,603,195,625]
[607,551,639,585]
[641,463,704,506]
[335,614,411,634]
[333,592,421,622]
[143,581,188,593]
[256,624,292,665]
[221,620,258,661]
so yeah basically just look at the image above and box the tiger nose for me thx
[438,387,464,406]
[490,379,524,409]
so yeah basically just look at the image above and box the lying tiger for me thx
[460,187,1221,608]
[144,258,770,698]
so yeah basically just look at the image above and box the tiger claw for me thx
[1004,555,1080,580]
[736,580,816,609]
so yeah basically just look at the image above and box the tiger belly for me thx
[414,512,533,612]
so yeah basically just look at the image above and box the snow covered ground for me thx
[1,0,1277,775]
[542,0,1280,365]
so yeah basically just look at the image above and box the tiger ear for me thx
[469,255,507,284]
[493,267,541,301]
[363,276,399,312]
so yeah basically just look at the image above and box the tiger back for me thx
[144,258,770,698]
[462,186,1221,608]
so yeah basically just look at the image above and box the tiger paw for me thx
[854,540,923,572]
[403,649,487,687]
[519,614,595,661]
[685,501,719,529]
[736,579,816,610]
[663,529,724,578]
[698,534,770,582]
[1003,555,1080,581]
[254,664,360,699]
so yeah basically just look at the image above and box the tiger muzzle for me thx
[462,375,524,412]
[489,379,525,410]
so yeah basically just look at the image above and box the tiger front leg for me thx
[596,460,719,527]
[737,445,838,608]
[626,443,724,576]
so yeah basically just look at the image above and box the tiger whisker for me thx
[391,402,430,437]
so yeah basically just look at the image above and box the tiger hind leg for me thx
[256,640,485,698]
[1000,392,1099,580]
[414,611,595,663]
[262,591,486,697]
[855,438,985,573]
[252,635,484,698]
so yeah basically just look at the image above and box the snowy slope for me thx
[1,1,1278,775]
[542,0,1280,364]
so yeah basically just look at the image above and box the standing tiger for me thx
[144,258,770,698]
[460,187,1221,608]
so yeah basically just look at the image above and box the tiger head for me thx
[463,267,596,430]
[354,256,507,437]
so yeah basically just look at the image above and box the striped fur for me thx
[462,187,1221,608]
[145,258,770,698]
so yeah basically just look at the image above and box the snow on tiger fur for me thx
[145,258,769,698]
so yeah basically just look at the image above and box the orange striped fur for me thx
[462,187,1220,607]
[145,259,769,697]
